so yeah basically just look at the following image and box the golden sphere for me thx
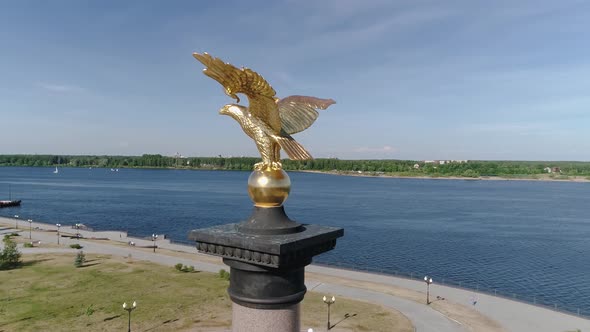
[247,169,291,207]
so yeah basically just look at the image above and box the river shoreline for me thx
[2,165,589,182]
[2,215,589,332]
[298,170,590,183]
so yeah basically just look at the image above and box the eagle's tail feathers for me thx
[275,135,312,160]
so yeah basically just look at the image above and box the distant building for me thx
[424,160,468,164]
[544,167,562,173]
[413,164,420,169]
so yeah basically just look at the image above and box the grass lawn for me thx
[0,253,412,331]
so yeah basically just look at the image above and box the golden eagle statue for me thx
[193,52,335,171]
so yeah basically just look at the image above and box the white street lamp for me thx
[56,223,61,244]
[424,276,433,304]
[123,301,137,332]
[152,234,158,253]
[323,295,336,330]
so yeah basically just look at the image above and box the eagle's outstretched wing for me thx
[277,95,336,135]
[193,52,281,133]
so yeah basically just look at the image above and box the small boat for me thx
[0,200,21,208]
[1,184,21,208]
[54,157,61,173]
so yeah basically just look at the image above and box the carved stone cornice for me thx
[191,222,342,269]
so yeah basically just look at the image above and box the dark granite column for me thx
[189,170,343,331]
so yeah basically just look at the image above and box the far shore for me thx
[2,164,589,183]
[298,170,590,183]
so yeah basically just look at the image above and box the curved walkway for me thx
[307,279,465,332]
[3,219,590,332]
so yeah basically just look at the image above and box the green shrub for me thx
[85,304,95,316]
[461,169,480,178]
[74,251,86,267]
[23,242,34,248]
[0,236,22,270]
[218,269,230,280]
[70,244,83,249]
[175,264,197,273]
[10,232,19,237]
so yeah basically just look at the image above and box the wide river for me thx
[1,166,589,315]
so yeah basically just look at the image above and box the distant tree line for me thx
[1,154,590,177]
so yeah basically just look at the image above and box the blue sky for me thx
[1,0,589,160]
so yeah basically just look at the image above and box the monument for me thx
[189,53,344,332]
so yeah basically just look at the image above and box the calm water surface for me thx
[1,167,589,314]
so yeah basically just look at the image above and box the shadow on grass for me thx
[103,314,121,322]
[330,313,357,329]
[0,316,33,328]
[144,318,179,331]
[20,258,54,267]
[77,262,101,268]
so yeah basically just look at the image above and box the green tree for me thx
[461,169,480,178]
[0,235,22,270]
[74,251,86,267]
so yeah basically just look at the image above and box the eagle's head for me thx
[219,104,247,119]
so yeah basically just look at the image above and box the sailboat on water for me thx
[54,157,60,174]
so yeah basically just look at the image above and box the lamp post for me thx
[122,301,137,332]
[424,276,433,305]
[14,215,19,229]
[151,234,158,253]
[323,295,336,331]
[56,223,61,244]
[75,223,80,239]
[27,219,32,239]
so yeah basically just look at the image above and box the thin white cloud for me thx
[354,145,397,153]
[37,82,85,93]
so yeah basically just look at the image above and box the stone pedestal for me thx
[189,206,343,332]
[232,302,300,332]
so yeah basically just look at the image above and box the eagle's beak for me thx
[219,106,228,115]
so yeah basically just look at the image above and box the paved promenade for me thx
[2,217,589,332]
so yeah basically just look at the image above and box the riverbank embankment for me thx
[1,216,589,332]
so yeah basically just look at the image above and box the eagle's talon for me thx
[254,162,282,171]
[254,162,267,171]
